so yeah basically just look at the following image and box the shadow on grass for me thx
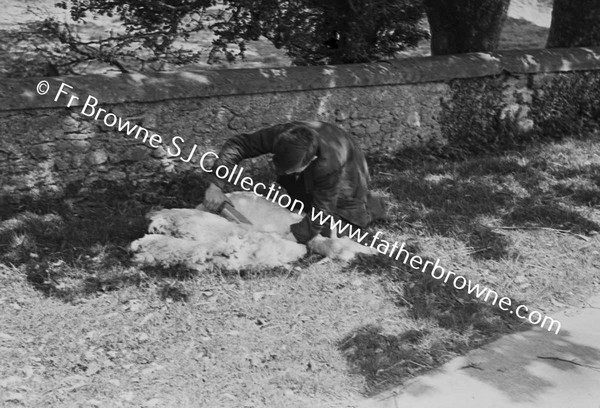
[368,148,600,262]
[340,254,528,396]
[0,171,212,301]
[388,174,514,260]
[0,168,304,301]
[550,163,600,208]
[3,138,599,395]
[342,141,600,395]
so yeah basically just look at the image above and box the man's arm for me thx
[208,124,288,189]
[290,168,342,244]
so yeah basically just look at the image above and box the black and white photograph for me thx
[1,0,599,407]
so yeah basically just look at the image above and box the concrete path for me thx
[359,295,600,408]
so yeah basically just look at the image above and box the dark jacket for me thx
[209,121,371,243]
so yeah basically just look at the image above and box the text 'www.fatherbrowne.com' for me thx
[310,208,562,335]
[36,80,562,335]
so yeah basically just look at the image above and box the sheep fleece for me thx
[130,192,375,271]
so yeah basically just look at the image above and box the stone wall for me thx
[1,47,599,196]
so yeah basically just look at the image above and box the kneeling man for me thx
[203,121,383,244]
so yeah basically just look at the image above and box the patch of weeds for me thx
[0,173,221,300]
[339,325,437,394]
[159,280,192,302]
[432,70,600,160]
[438,75,536,158]
[466,224,514,261]
[0,212,65,264]
[141,263,198,281]
[532,71,600,140]
[24,258,145,302]
[235,265,298,280]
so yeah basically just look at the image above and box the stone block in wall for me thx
[30,143,54,159]
[160,158,176,173]
[54,158,70,171]
[0,146,22,162]
[351,126,367,136]
[379,112,394,124]
[380,123,394,133]
[60,118,96,139]
[63,116,80,133]
[151,146,168,158]
[213,107,235,126]
[142,159,163,171]
[87,150,108,165]
[334,109,350,121]
[365,120,381,134]
[116,146,150,162]
[56,140,91,154]
[84,175,100,186]
[73,140,92,153]
[141,113,158,129]
[228,116,246,131]
[103,171,127,181]
[70,154,85,168]
[192,123,212,134]
[2,47,600,197]
[60,132,93,141]
[406,111,421,128]
[29,115,63,137]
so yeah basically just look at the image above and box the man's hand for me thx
[203,183,229,212]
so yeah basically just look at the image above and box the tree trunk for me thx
[423,0,510,56]
[547,0,600,48]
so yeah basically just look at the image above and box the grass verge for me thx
[1,138,599,407]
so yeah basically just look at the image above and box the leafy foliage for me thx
[2,18,142,76]
[531,72,600,139]
[437,71,600,158]
[10,0,428,74]
[0,21,71,77]
[211,0,429,65]
[47,0,219,72]
[437,76,529,158]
